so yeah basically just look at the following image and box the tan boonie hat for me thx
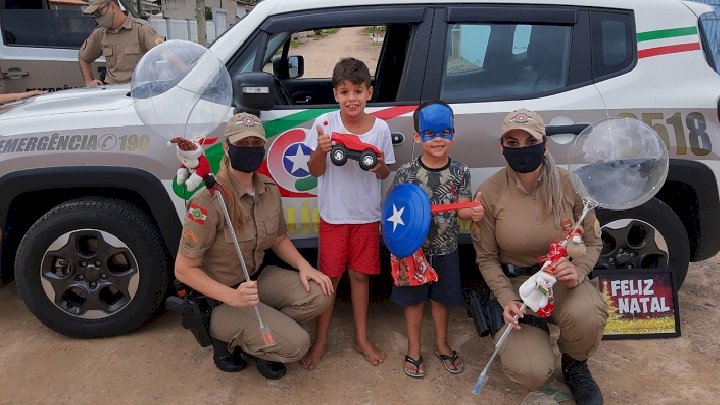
[82,0,111,14]
[500,108,545,141]
[225,112,266,144]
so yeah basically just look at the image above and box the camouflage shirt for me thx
[390,157,471,255]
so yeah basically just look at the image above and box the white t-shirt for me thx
[304,111,396,224]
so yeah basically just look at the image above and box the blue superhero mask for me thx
[418,104,455,142]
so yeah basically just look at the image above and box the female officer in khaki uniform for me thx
[471,109,608,405]
[175,113,334,380]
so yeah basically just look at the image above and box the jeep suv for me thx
[1,0,718,338]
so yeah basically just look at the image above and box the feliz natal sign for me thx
[598,269,681,339]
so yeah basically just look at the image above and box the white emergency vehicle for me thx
[0,0,717,338]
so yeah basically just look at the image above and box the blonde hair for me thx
[214,156,248,230]
[539,147,564,227]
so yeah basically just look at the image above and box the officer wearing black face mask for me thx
[174,112,334,380]
[79,0,163,87]
[470,109,607,405]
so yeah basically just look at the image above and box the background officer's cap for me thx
[83,0,112,15]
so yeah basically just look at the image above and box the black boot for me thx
[211,338,247,372]
[252,357,287,380]
[561,354,603,405]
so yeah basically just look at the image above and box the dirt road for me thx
[0,255,719,404]
[293,26,382,78]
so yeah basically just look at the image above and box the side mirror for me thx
[287,55,304,79]
[232,72,276,114]
[272,55,305,80]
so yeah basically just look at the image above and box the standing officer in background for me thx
[78,0,164,86]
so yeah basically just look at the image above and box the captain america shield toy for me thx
[382,184,432,258]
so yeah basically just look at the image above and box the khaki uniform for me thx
[178,173,331,363]
[471,167,608,390]
[79,17,163,84]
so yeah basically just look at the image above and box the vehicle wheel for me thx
[330,145,348,166]
[595,197,690,287]
[359,150,378,171]
[14,198,170,338]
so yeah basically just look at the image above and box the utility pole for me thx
[195,0,207,46]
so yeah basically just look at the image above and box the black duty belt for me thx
[501,263,542,277]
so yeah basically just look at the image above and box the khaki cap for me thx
[500,108,545,141]
[225,112,266,144]
[82,0,111,14]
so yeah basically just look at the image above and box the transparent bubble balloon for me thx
[131,39,232,140]
[568,117,669,210]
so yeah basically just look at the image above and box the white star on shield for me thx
[285,145,310,174]
[386,203,405,232]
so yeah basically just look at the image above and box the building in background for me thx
[48,0,87,11]
[162,0,253,26]
[138,0,162,15]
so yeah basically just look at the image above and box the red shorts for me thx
[318,219,380,278]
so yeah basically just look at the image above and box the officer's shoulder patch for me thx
[187,202,209,225]
[181,230,199,250]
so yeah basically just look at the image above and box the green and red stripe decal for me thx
[173,105,416,198]
[637,26,700,59]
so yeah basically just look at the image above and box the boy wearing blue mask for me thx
[389,101,484,378]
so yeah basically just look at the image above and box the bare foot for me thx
[353,338,386,366]
[300,343,327,370]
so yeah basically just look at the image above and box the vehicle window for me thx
[698,12,718,72]
[441,23,572,100]
[228,23,412,106]
[590,10,634,80]
[0,9,97,48]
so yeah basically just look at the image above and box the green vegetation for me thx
[446,56,480,73]
[362,25,386,37]
[290,28,342,49]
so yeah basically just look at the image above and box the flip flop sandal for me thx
[404,355,425,378]
[435,350,465,374]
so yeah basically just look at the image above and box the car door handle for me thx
[4,67,29,80]
[546,123,590,136]
[391,132,405,145]
[292,94,311,104]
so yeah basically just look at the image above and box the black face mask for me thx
[502,142,545,173]
[227,144,265,173]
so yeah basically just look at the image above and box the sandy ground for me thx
[293,26,382,78]
[1,29,719,404]
[0,255,719,404]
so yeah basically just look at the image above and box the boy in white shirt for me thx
[301,57,395,369]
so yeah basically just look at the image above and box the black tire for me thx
[14,198,170,338]
[359,149,378,171]
[330,145,348,166]
[595,197,690,287]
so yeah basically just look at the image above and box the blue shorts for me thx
[391,250,463,307]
